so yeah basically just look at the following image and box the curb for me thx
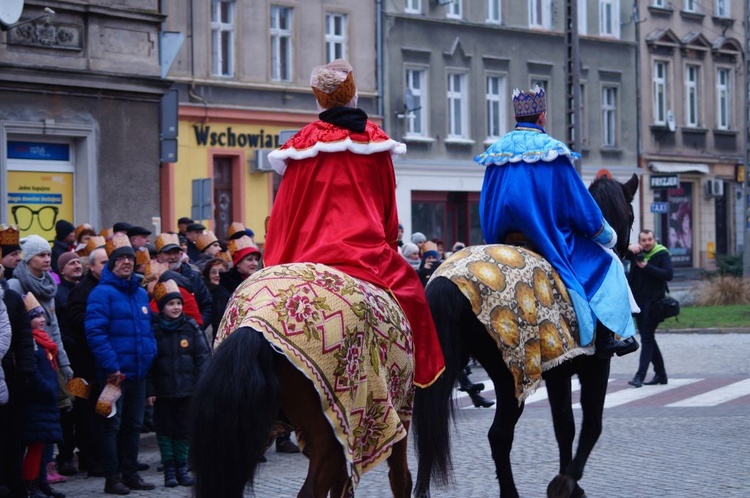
[657,327,750,334]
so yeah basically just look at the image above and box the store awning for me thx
[649,162,709,174]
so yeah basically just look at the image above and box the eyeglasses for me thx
[11,205,59,231]
[115,254,135,263]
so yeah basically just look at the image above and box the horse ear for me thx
[623,174,639,200]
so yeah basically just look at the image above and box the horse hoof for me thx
[572,483,587,498]
[547,473,575,498]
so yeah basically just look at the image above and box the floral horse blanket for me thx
[215,263,414,488]
[429,245,593,403]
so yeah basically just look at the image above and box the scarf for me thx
[319,106,368,133]
[644,243,669,263]
[12,260,57,301]
[32,328,58,370]
[159,315,185,332]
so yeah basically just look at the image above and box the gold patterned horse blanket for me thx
[215,263,414,488]
[429,245,593,403]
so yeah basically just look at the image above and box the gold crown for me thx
[77,236,106,257]
[135,248,151,266]
[105,233,132,257]
[23,292,43,314]
[196,231,219,252]
[153,279,180,302]
[144,260,169,279]
[228,235,257,256]
[227,222,246,239]
[155,233,180,252]
[216,250,232,263]
[0,225,20,246]
[99,227,114,240]
[75,224,96,241]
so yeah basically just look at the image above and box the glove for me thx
[60,365,74,380]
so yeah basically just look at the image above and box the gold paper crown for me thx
[105,233,132,257]
[216,250,232,263]
[311,70,356,109]
[75,224,96,242]
[0,225,20,246]
[227,235,257,256]
[512,86,546,117]
[155,233,180,252]
[77,236,106,257]
[227,222,246,239]
[153,279,180,303]
[144,260,169,279]
[99,227,114,240]
[135,248,151,266]
[196,231,219,252]
[23,292,43,314]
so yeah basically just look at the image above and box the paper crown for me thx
[77,236,106,257]
[99,227,114,240]
[135,248,151,266]
[105,233,132,257]
[153,279,181,303]
[227,222,246,239]
[75,224,96,242]
[512,85,546,117]
[0,225,20,246]
[216,250,232,263]
[23,292,44,315]
[227,235,258,256]
[196,231,219,252]
[310,59,356,109]
[155,233,180,252]
[144,260,169,279]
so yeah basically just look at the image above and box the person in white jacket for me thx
[0,284,10,405]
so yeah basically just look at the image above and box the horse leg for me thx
[386,420,412,498]
[543,362,578,498]
[279,360,349,498]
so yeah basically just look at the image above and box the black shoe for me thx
[596,332,634,357]
[175,462,194,486]
[643,373,668,385]
[458,383,484,393]
[163,462,177,488]
[104,476,130,495]
[122,474,155,491]
[37,480,65,498]
[468,391,495,408]
[276,439,300,453]
[628,375,644,388]
[135,461,150,471]
[615,337,639,357]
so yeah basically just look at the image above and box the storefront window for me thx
[657,182,693,267]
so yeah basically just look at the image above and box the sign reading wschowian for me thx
[193,125,281,149]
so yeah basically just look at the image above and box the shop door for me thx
[213,157,233,241]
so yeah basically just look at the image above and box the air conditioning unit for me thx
[705,179,724,198]
[250,149,275,173]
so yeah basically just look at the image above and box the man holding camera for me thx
[627,229,674,388]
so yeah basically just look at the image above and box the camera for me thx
[635,253,645,262]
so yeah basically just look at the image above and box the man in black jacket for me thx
[626,229,674,388]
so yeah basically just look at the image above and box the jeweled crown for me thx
[512,85,546,117]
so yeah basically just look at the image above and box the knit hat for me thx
[422,241,439,261]
[154,279,182,311]
[411,232,427,244]
[20,235,52,262]
[0,225,21,256]
[401,243,420,259]
[23,292,45,319]
[310,59,358,110]
[57,252,80,272]
[105,233,135,269]
[55,220,75,241]
[228,235,261,266]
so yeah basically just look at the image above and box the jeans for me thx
[635,304,666,379]
[98,378,147,478]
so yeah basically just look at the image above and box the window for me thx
[447,72,468,138]
[578,0,587,35]
[487,0,501,23]
[447,0,462,19]
[599,0,619,38]
[405,0,421,13]
[715,0,729,18]
[683,0,697,12]
[601,86,617,146]
[211,0,235,77]
[270,6,293,82]
[529,0,551,28]
[405,68,428,137]
[325,13,347,62]
[684,65,700,127]
[716,68,731,129]
[653,61,668,125]
[486,75,506,140]
[651,0,666,7]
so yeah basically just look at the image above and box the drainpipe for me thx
[376,0,384,119]
[633,0,644,230]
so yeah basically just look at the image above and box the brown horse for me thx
[190,263,414,498]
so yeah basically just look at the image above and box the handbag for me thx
[652,296,680,322]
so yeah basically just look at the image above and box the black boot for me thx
[175,462,194,486]
[103,475,130,495]
[595,331,639,357]
[163,462,177,488]
[25,481,47,498]
[628,374,644,388]
[468,390,495,408]
[37,479,65,498]
[643,373,668,385]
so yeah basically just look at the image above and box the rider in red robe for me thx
[264,59,444,387]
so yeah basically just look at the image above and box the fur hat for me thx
[310,59,358,110]
[21,235,51,262]
[154,279,182,311]
[55,220,75,241]
[57,252,80,272]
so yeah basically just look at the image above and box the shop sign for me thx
[193,125,280,149]
[650,202,669,214]
[7,141,70,161]
[650,175,679,189]
[6,171,74,239]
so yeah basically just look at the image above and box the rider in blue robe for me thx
[475,86,637,354]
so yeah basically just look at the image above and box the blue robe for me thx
[476,124,635,346]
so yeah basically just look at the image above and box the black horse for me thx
[413,174,639,498]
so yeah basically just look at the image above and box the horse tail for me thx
[190,327,281,498]
[413,276,469,494]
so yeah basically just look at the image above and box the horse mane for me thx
[588,177,631,257]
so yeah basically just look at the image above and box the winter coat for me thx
[150,315,210,398]
[55,279,76,353]
[0,286,11,404]
[24,332,62,444]
[85,267,156,382]
[66,272,99,382]
[177,262,213,330]
[51,239,73,275]
[0,281,35,384]
[627,245,674,310]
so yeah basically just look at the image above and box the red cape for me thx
[264,120,444,387]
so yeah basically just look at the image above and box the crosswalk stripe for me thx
[574,378,702,409]
[666,378,750,407]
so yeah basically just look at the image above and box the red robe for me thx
[265,119,444,387]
